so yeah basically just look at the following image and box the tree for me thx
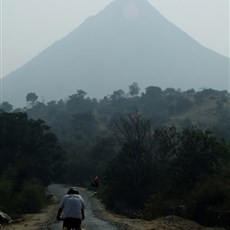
[144,86,162,98]
[67,90,94,113]
[106,111,155,208]
[26,92,38,106]
[169,127,223,187]
[71,112,98,138]
[0,112,66,214]
[0,101,13,112]
[110,89,126,102]
[76,89,87,98]
[0,112,66,185]
[129,82,140,96]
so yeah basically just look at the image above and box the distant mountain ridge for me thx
[2,0,230,107]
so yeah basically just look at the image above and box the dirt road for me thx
[48,184,118,230]
[2,184,225,230]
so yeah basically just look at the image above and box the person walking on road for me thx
[56,187,85,230]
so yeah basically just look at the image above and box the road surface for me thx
[48,184,118,230]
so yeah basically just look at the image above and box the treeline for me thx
[0,112,65,216]
[103,112,230,227]
[1,85,230,227]
[2,85,230,138]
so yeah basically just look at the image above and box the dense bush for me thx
[99,112,230,229]
[143,176,230,227]
[0,177,47,215]
[0,176,14,213]
[190,177,230,226]
[1,86,230,228]
[0,112,66,215]
[14,181,47,213]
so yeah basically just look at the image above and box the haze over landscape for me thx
[1,0,230,107]
[1,2,230,228]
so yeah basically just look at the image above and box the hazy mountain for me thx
[2,0,229,107]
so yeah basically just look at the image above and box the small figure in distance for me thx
[56,187,85,230]
[91,176,99,188]
[91,176,99,197]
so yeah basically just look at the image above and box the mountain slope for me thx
[2,0,230,106]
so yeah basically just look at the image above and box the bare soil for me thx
[1,203,57,230]
[91,193,226,230]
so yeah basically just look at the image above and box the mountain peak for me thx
[100,0,159,20]
[2,0,229,107]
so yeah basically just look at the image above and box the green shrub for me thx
[0,176,14,213]
[191,177,230,208]
[14,181,46,213]
[189,176,230,226]
[143,188,187,220]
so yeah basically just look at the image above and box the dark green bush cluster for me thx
[0,178,46,214]
[190,177,230,226]
[14,181,47,213]
[144,176,230,226]
[0,112,66,215]
[99,112,230,228]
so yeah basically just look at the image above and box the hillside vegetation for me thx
[1,85,230,228]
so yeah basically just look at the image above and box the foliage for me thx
[14,181,47,214]
[0,112,66,185]
[171,127,221,186]
[144,189,184,220]
[0,101,13,112]
[129,82,140,96]
[0,177,46,214]
[105,112,155,208]
[189,176,230,226]
[3,85,229,228]
[142,130,230,226]
[26,92,38,107]
[0,112,66,214]
[100,112,230,225]
[0,176,14,212]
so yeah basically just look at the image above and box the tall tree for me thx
[0,112,66,185]
[106,111,155,208]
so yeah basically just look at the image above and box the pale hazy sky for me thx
[1,0,229,78]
